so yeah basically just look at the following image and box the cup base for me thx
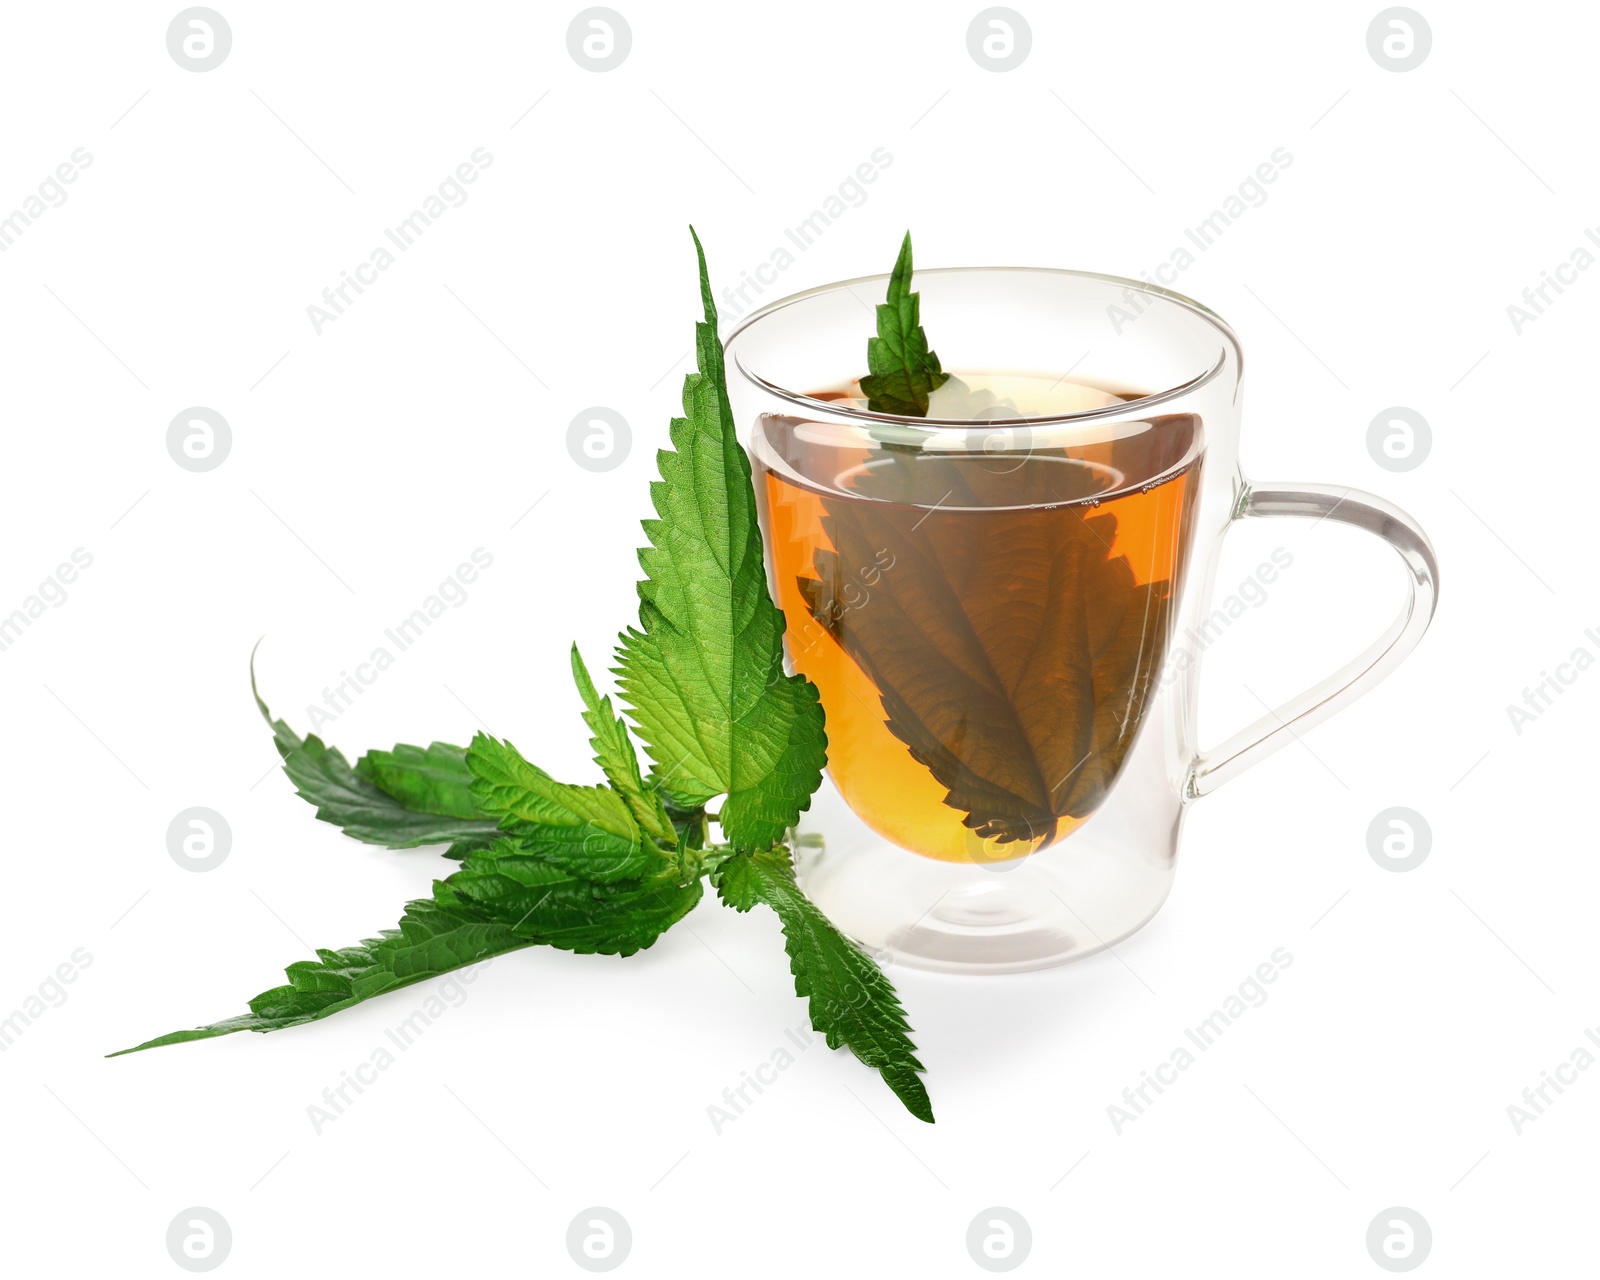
[791,783,1178,975]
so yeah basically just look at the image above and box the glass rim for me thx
[723,265,1242,429]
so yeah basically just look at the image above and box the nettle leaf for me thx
[614,230,826,850]
[797,448,1177,845]
[355,742,486,820]
[659,789,708,852]
[109,898,530,1054]
[442,837,702,954]
[712,846,933,1123]
[570,644,676,845]
[465,733,667,882]
[112,837,702,1056]
[858,232,951,417]
[253,662,500,854]
[122,231,939,1126]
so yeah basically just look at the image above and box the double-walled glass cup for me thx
[727,268,1437,974]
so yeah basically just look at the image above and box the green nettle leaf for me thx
[465,733,667,883]
[797,452,1176,845]
[858,232,951,418]
[712,846,933,1123]
[570,644,677,845]
[117,231,935,1125]
[614,230,826,851]
[660,790,709,852]
[442,836,702,954]
[112,838,701,1056]
[355,741,486,821]
[109,898,532,1054]
[254,666,500,854]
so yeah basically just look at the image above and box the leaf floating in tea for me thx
[798,449,1177,846]
[858,232,952,417]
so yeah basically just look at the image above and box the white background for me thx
[2,1,1593,1275]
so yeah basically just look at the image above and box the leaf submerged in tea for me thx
[798,444,1185,848]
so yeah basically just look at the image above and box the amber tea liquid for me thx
[755,373,1202,864]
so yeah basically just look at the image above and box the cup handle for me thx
[1185,482,1439,798]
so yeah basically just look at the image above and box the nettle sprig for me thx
[113,231,933,1125]
[858,231,952,417]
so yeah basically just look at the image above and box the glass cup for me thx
[726,268,1438,974]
